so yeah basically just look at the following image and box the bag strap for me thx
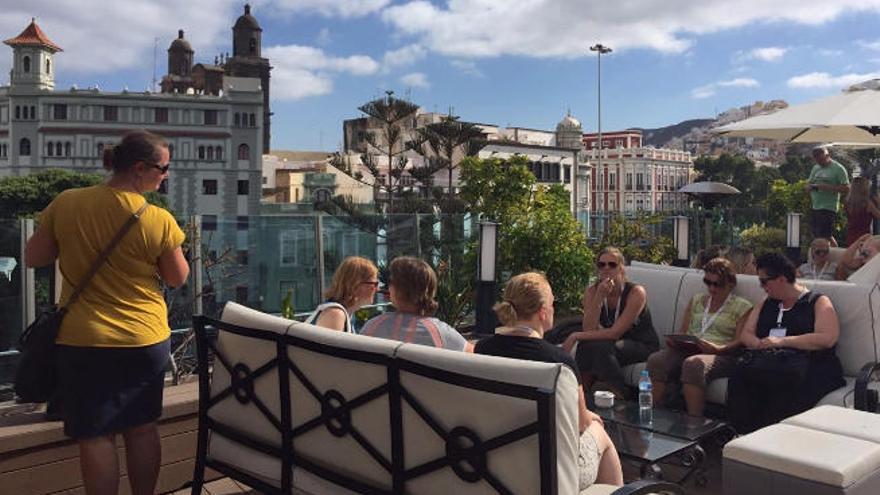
[64,201,150,308]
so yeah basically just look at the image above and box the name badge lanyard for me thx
[699,292,731,337]
[602,293,622,327]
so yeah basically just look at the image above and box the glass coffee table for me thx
[595,401,732,484]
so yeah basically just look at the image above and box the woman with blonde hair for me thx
[844,176,880,246]
[476,272,623,489]
[564,247,659,398]
[307,256,379,333]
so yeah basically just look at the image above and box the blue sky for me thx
[8,1,880,151]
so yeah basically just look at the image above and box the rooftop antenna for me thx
[151,36,158,91]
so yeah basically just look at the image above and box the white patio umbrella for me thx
[714,80,880,145]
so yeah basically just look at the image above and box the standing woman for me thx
[844,176,880,246]
[25,131,189,495]
[563,247,660,398]
[308,256,379,332]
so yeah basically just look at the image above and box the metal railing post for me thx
[315,213,325,301]
[20,218,35,329]
[190,215,203,316]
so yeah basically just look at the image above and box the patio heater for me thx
[786,212,802,265]
[476,221,499,335]
[672,216,689,266]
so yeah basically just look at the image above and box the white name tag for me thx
[769,327,787,338]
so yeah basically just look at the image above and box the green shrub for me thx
[740,223,787,257]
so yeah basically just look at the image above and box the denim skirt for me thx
[56,339,169,439]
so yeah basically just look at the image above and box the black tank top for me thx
[756,290,835,357]
[599,281,659,348]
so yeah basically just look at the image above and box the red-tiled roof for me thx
[4,19,63,52]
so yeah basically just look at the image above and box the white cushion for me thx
[394,343,580,495]
[580,484,620,495]
[285,322,402,493]
[625,266,688,337]
[724,424,880,487]
[782,405,880,444]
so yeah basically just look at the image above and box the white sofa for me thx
[190,302,683,495]
[623,263,880,410]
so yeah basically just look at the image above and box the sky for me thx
[7,1,880,152]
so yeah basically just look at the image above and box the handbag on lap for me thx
[14,202,149,403]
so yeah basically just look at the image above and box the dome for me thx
[556,113,582,130]
[234,4,261,30]
[169,30,193,53]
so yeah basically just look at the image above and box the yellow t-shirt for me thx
[40,184,185,347]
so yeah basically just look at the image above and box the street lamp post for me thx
[590,43,612,215]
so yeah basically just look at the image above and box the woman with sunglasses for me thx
[727,252,844,434]
[25,130,188,495]
[563,247,659,399]
[797,238,837,281]
[307,256,379,333]
[645,258,752,416]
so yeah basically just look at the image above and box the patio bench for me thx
[190,302,684,494]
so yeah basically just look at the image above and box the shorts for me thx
[56,339,169,439]
[811,209,836,239]
[578,428,600,490]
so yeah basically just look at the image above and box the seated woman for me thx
[645,258,752,416]
[308,256,379,333]
[727,252,845,434]
[361,256,470,351]
[564,247,660,398]
[476,272,623,489]
[836,234,880,280]
[797,238,837,281]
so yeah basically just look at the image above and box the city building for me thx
[0,10,268,307]
[583,130,692,213]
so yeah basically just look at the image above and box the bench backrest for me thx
[627,265,880,377]
[195,302,580,494]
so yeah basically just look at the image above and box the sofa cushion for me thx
[782,405,880,444]
[848,254,880,285]
[625,266,688,338]
[724,423,880,487]
[394,343,581,495]
[284,321,403,493]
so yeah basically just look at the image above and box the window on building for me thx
[0,144,7,158]
[155,107,168,123]
[54,104,67,120]
[30,106,36,119]
[215,146,223,160]
[236,215,249,231]
[14,106,20,120]
[55,142,62,156]
[47,142,54,156]
[637,173,644,191]
[168,144,174,159]
[46,59,50,74]
[23,55,30,73]
[202,179,218,195]
[202,215,217,231]
[19,138,30,156]
[96,142,104,156]
[249,113,256,127]
[280,232,299,266]
[235,285,249,303]
[103,105,118,122]
[249,38,257,55]
[65,142,71,157]
[237,179,249,195]
[237,249,249,265]
[207,146,214,160]
[609,172,616,189]
[626,173,633,191]
[564,165,571,183]
[237,143,250,160]
[204,110,218,125]
[315,189,331,203]
[234,113,241,127]
[198,146,205,159]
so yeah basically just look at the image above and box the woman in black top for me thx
[476,272,623,489]
[727,252,845,433]
[564,247,660,398]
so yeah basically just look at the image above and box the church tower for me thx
[160,29,195,94]
[556,111,584,149]
[226,4,272,153]
[4,18,62,91]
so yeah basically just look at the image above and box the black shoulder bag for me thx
[14,202,149,403]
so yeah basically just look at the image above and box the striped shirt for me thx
[360,312,467,351]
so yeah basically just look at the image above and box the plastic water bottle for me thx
[638,370,653,425]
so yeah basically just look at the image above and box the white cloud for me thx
[818,48,844,57]
[450,60,484,78]
[381,1,880,59]
[718,78,760,87]
[857,39,880,51]
[749,47,787,62]
[265,45,379,100]
[267,0,390,18]
[787,71,880,89]
[401,72,429,88]
[382,44,426,70]
[692,77,759,98]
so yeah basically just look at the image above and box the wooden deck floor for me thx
[169,478,258,494]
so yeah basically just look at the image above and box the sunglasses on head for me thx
[596,261,618,269]
[703,277,724,288]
